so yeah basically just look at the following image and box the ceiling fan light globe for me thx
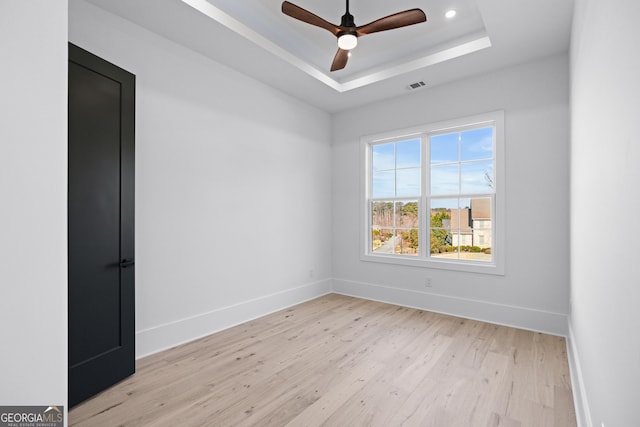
[337,34,358,50]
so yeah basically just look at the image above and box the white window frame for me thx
[360,111,505,275]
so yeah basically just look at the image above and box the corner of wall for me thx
[566,319,593,427]
[331,278,569,336]
[136,279,332,358]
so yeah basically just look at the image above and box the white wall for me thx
[570,0,640,426]
[0,0,68,414]
[69,0,333,357]
[332,54,571,335]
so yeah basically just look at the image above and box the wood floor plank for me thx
[284,358,386,427]
[487,412,522,427]
[70,294,576,427]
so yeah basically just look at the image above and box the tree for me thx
[372,201,394,227]
[484,170,494,190]
[399,201,419,228]
[408,228,419,249]
[430,209,450,253]
[400,201,418,216]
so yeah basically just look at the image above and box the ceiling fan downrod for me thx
[341,0,355,28]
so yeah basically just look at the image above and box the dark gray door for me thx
[68,43,135,407]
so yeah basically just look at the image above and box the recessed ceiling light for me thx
[445,9,457,19]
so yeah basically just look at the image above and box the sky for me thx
[371,126,494,207]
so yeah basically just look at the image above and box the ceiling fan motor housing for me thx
[340,11,356,28]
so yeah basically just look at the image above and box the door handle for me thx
[119,259,135,268]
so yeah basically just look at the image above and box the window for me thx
[362,111,504,274]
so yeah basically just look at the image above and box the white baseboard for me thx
[566,320,592,427]
[135,279,332,359]
[332,278,569,336]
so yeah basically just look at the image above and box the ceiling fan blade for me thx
[282,1,341,36]
[356,9,426,36]
[330,48,349,72]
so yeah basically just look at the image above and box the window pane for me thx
[431,164,459,195]
[471,197,492,260]
[371,201,394,227]
[372,228,394,253]
[396,229,419,256]
[372,144,395,171]
[396,201,419,227]
[372,171,394,198]
[429,196,492,262]
[460,160,494,194]
[396,168,420,197]
[461,127,493,161]
[396,139,421,168]
[430,133,458,165]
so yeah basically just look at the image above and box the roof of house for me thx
[471,198,491,220]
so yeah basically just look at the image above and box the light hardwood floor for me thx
[69,294,576,426]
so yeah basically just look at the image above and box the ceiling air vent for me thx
[408,81,427,90]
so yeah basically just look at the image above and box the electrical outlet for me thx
[309,269,315,278]
[424,277,433,287]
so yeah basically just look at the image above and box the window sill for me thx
[360,253,505,275]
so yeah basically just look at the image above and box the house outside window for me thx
[361,111,505,275]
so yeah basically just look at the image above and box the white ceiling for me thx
[84,0,574,113]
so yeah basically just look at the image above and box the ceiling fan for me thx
[281,0,427,72]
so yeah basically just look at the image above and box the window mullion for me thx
[458,132,462,195]
[393,144,397,251]
[422,134,429,259]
